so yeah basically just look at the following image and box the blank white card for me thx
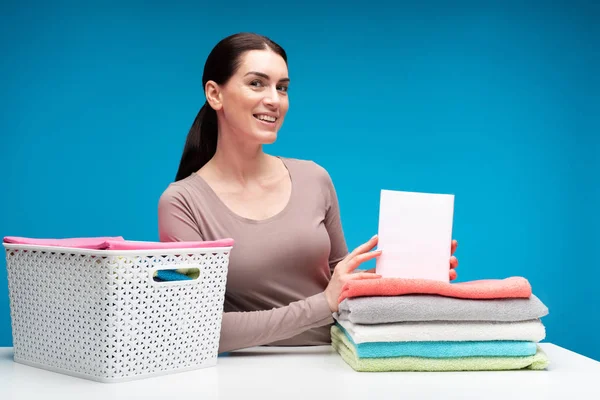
[375,189,455,282]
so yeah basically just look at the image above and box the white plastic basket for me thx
[3,242,232,383]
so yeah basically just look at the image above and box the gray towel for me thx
[337,294,549,324]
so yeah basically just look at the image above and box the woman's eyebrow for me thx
[244,71,290,83]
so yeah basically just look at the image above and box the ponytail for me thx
[174,102,218,181]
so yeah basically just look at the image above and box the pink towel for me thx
[104,239,234,250]
[338,277,532,304]
[3,236,234,250]
[3,236,125,249]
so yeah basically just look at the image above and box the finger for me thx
[348,234,379,259]
[345,251,382,273]
[450,256,458,269]
[348,272,382,280]
[450,269,457,281]
[451,239,458,255]
[345,250,382,272]
[352,267,377,275]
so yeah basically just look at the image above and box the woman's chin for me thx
[253,131,278,145]
[262,136,278,145]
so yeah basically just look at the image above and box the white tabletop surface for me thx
[1,343,599,399]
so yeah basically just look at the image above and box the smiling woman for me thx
[173,34,291,182]
[157,32,458,354]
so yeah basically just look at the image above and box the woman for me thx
[158,32,459,354]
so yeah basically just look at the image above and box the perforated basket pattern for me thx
[4,245,230,382]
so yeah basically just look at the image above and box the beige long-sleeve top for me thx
[157,157,349,353]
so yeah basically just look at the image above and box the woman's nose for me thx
[263,87,281,107]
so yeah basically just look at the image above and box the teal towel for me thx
[154,269,193,282]
[336,323,537,359]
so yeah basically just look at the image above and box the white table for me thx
[1,343,599,399]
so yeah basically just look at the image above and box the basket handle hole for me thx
[152,267,200,283]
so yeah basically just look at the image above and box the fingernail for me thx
[372,234,378,239]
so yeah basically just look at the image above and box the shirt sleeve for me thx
[218,292,333,353]
[158,186,205,242]
[321,167,350,276]
[157,185,335,354]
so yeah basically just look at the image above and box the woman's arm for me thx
[217,293,332,353]
[157,187,334,354]
[321,166,350,276]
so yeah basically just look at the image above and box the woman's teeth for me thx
[254,114,277,123]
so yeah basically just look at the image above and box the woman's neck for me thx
[206,130,275,186]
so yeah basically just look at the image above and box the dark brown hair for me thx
[174,32,287,181]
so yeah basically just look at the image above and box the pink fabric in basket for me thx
[104,238,234,250]
[3,236,234,250]
[3,236,124,249]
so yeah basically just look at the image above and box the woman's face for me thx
[210,49,290,145]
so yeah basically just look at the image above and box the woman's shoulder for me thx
[281,156,339,208]
[280,156,334,184]
[158,174,204,210]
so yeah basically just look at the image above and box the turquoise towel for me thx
[154,270,193,282]
[336,323,537,358]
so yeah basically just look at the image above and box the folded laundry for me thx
[103,238,234,250]
[331,325,550,372]
[3,236,234,250]
[2,236,124,249]
[175,268,200,280]
[337,293,549,324]
[338,277,532,303]
[153,269,194,282]
[333,316,546,343]
[334,324,537,358]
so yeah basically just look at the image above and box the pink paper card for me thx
[375,189,455,282]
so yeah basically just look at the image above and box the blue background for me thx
[1,0,598,361]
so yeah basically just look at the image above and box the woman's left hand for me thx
[450,239,458,281]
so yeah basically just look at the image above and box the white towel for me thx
[333,315,546,344]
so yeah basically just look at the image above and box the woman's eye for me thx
[250,80,288,93]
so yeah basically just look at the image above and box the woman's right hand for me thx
[325,234,382,313]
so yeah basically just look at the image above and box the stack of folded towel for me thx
[331,276,550,372]
[2,236,234,281]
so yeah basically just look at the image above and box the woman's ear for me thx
[205,81,223,111]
